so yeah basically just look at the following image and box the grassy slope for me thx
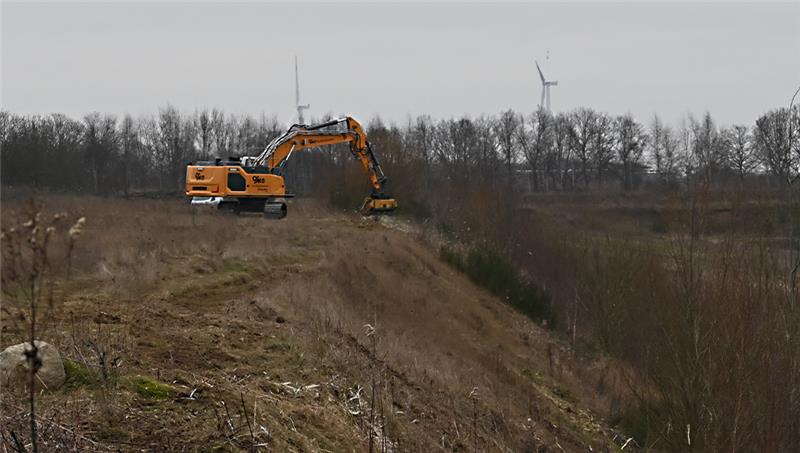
[1,196,628,452]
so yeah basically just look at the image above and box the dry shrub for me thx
[431,181,800,450]
[1,198,86,452]
[616,230,800,451]
[556,189,800,451]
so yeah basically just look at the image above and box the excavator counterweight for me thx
[185,116,397,218]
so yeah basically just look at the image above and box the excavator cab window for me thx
[227,172,246,191]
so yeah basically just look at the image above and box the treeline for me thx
[371,106,800,195]
[0,107,283,194]
[2,106,799,197]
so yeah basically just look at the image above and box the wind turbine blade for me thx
[295,56,300,106]
[535,60,545,83]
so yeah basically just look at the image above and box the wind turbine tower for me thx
[295,56,310,124]
[535,60,558,112]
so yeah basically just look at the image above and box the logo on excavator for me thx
[253,176,265,184]
[194,172,205,180]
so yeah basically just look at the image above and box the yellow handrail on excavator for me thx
[185,116,397,218]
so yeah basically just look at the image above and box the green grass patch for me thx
[63,359,96,387]
[124,376,174,400]
[440,245,553,326]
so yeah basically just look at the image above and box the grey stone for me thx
[0,341,66,392]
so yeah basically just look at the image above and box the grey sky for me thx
[2,2,799,127]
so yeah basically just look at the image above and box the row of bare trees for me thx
[0,107,282,194]
[2,106,799,197]
[369,107,800,195]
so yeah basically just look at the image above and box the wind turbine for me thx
[295,56,310,124]
[535,60,558,112]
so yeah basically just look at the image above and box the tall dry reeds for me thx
[1,199,84,452]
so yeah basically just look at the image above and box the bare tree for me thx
[195,109,213,161]
[614,114,647,191]
[661,125,681,186]
[754,108,796,184]
[433,117,486,182]
[236,115,260,156]
[648,116,682,187]
[726,125,757,183]
[210,108,232,157]
[48,114,85,190]
[155,105,197,191]
[649,115,665,180]
[258,114,282,144]
[689,113,729,184]
[569,108,599,189]
[474,116,499,185]
[83,113,118,195]
[118,115,138,195]
[519,109,552,192]
[408,115,435,166]
[592,113,615,187]
[558,114,579,190]
[367,117,404,167]
[495,109,521,187]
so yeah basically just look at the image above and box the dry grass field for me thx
[0,194,631,452]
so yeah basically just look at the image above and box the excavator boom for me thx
[185,116,397,218]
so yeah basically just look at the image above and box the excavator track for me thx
[215,198,287,219]
[263,202,287,219]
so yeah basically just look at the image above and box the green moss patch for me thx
[63,359,96,387]
[124,376,174,400]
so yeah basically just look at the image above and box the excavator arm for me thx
[252,117,395,212]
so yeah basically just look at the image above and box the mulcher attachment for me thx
[361,195,397,215]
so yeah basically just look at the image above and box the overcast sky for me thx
[2,2,799,128]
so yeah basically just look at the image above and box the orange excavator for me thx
[185,116,397,218]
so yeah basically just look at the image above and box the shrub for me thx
[616,401,669,449]
[329,190,363,212]
[397,198,432,221]
[440,246,553,325]
[63,359,96,387]
[439,245,463,270]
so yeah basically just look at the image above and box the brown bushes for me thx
[350,144,800,451]
[499,188,800,451]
